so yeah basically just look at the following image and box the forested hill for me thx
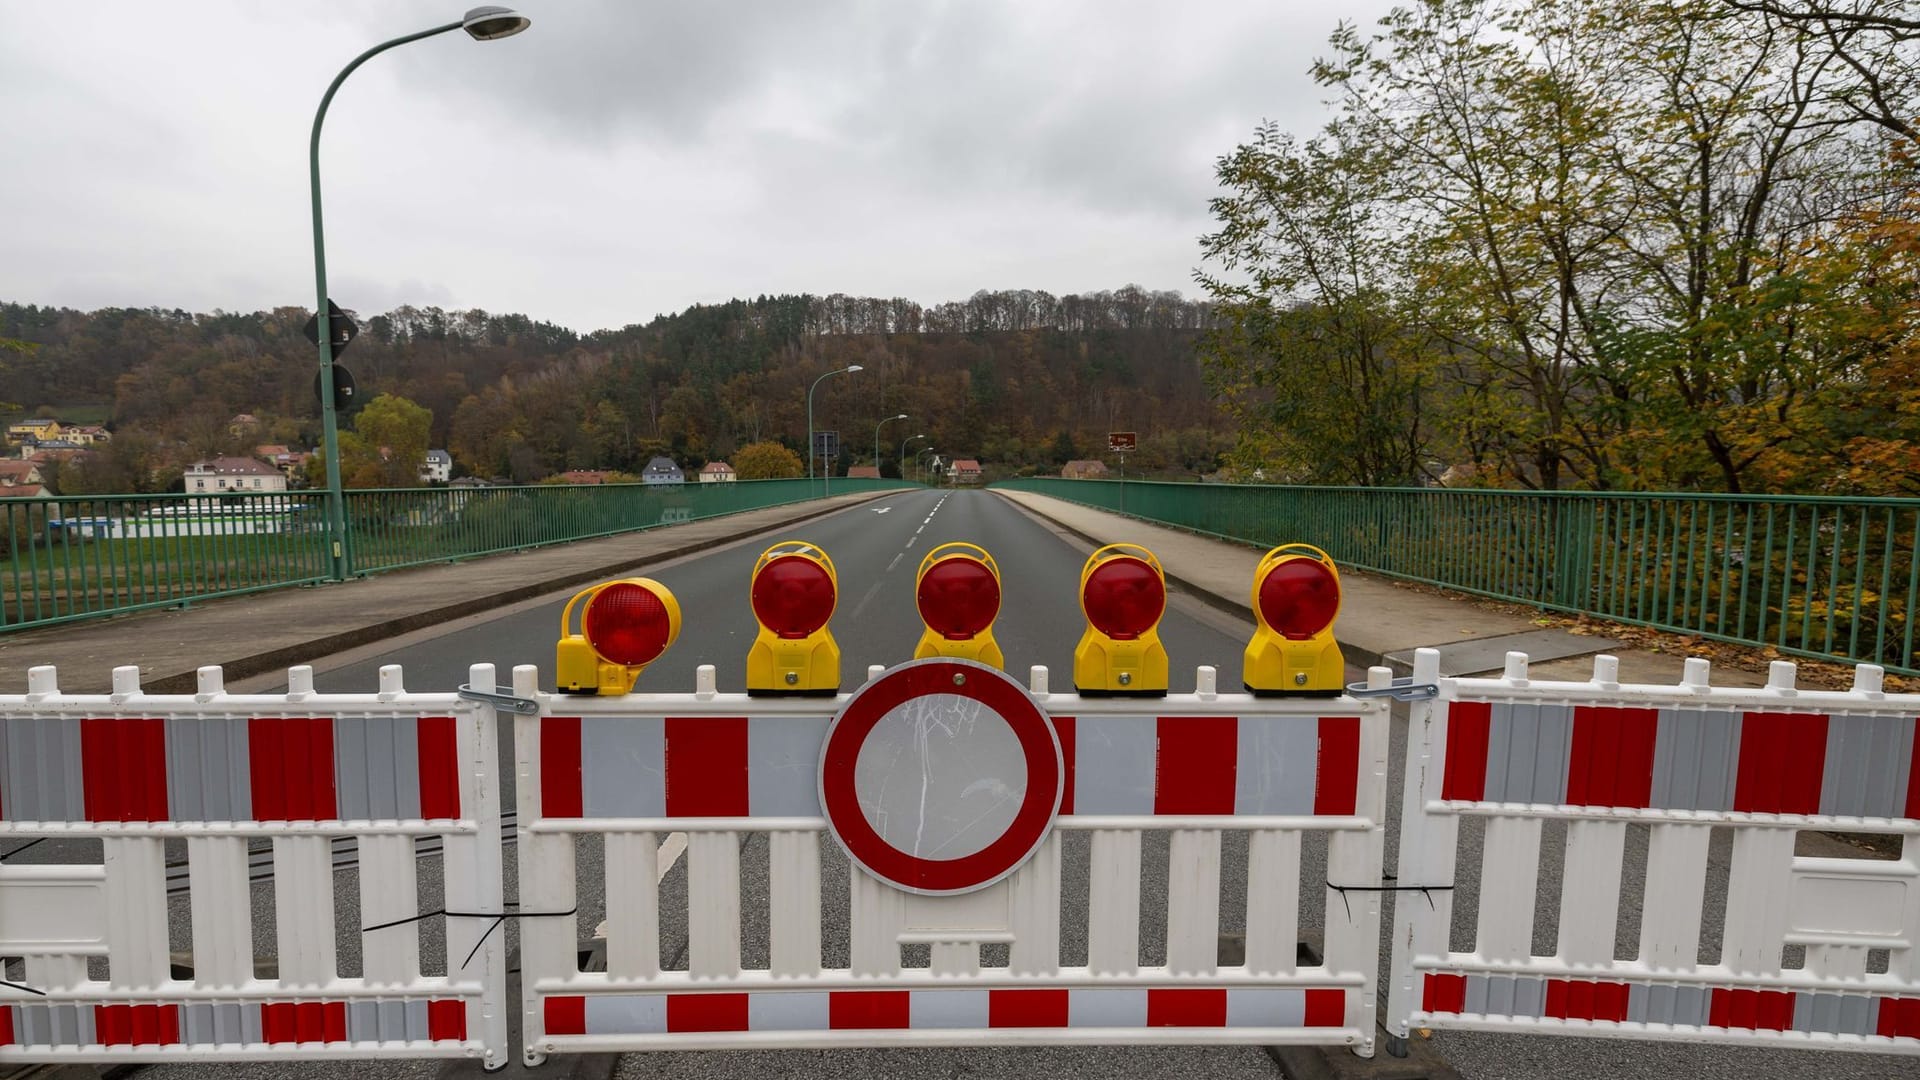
[0,287,1232,483]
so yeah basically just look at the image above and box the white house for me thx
[698,461,736,483]
[185,456,288,494]
[642,456,684,485]
[420,449,453,484]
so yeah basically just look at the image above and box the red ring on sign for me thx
[818,659,1062,895]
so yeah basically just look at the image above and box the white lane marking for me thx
[886,553,904,572]
[872,507,892,514]
[906,536,916,547]
[848,578,887,621]
[657,832,688,882]
[915,525,924,535]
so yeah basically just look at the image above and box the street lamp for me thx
[900,433,928,479]
[873,414,909,479]
[806,364,862,496]
[310,6,530,581]
[916,447,938,484]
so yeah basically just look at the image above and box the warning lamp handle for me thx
[755,539,838,582]
[559,581,609,639]
[1080,543,1164,589]
[1257,543,1335,573]
[917,541,998,582]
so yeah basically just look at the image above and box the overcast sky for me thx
[2,1,1396,333]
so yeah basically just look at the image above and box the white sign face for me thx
[851,692,1029,861]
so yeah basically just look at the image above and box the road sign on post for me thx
[1108,431,1137,453]
[304,299,359,353]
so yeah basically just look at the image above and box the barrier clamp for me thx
[459,683,542,714]
[1344,678,1438,701]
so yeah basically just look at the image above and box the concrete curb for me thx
[140,492,890,693]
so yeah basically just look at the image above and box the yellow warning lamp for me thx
[1073,544,1169,696]
[556,578,682,695]
[746,541,842,696]
[913,542,1005,669]
[1243,543,1345,696]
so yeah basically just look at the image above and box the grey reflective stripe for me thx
[166,716,252,822]
[748,715,829,816]
[1068,988,1148,1026]
[1820,714,1913,818]
[344,998,428,1041]
[180,1001,255,1045]
[1471,975,1544,1018]
[585,993,666,1034]
[1795,993,1879,1036]
[1483,703,1571,804]
[1234,716,1318,815]
[910,988,989,1028]
[1651,710,1740,812]
[1226,988,1305,1027]
[0,716,85,822]
[333,715,420,821]
[1630,983,1710,1026]
[16,1001,96,1046]
[1070,715,1156,815]
[580,717,665,818]
[748,990,830,1031]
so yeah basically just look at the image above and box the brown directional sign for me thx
[1109,431,1137,453]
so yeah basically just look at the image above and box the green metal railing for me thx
[995,477,1920,675]
[1,478,913,632]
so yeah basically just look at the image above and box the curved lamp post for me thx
[806,364,862,496]
[900,433,928,479]
[311,6,530,580]
[916,446,938,484]
[873,414,908,479]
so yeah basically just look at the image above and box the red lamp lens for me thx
[1082,556,1165,640]
[917,557,1001,639]
[751,556,836,639]
[1257,558,1340,639]
[585,582,673,665]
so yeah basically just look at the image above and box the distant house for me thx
[65,425,110,445]
[420,449,453,484]
[185,456,287,495]
[699,461,736,483]
[228,413,259,436]
[450,476,492,489]
[22,439,84,460]
[0,461,44,488]
[7,418,61,441]
[948,459,983,485]
[846,465,881,479]
[557,470,611,485]
[641,456,684,485]
[1061,459,1109,480]
[0,483,47,498]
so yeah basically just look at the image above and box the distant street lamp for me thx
[916,447,938,484]
[807,364,862,496]
[900,433,928,479]
[310,6,530,581]
[873,414,909,479]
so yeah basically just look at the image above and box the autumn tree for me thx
[732,440,803,480]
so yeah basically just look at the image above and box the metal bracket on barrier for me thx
[458,684,541,715]
[1345,678,1439,702]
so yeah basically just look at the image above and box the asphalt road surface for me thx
[13,491,1914,1079]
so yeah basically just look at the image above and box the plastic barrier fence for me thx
[0,663,508,1069]
[508,659,1393,1064]
[1386,648,1920,1055]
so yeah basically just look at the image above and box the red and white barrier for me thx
[0,663,508,1069]
[1385,649,1920,1055]
[510,660,1393,1063]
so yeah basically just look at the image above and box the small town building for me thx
[0,461,44,488]
[557,470,612,485]
[699,461,736,483]
[420,449,453,484]
[642,457,684,485]
[185,456,288,494]
[65,425,110,445]
[846,465,881,479]
[7,418,61,441]
[1061,459,1110,479]
[948,459,983,485]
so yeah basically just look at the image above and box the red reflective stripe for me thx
[1146,988,1226,1027]
[665,718,748,817]
[81,718,168,822]
[1709,988,1794,1031]
[1567,708,1658,808]
[1878,997,1920,1039]
[829,991,910,1029]
[1314,717,1360,815]
[541,717,582,818]
[1733,713,1829,814]
[1051,716,1076,816]
[427,999,467,1041]
[417,716,461,819]
[1154,717,1236,815]
[545,996,586,1036]
[248,718,336,821]
[988,989,1069,1028]
[262,1001,347,1044]
[1423,973,1467,1014]
[667,993,749,1033]
[1544,979,1630,1022]
[96,1003,128,1045]
[1304,989,1345,1027]
[1441,702,1491,801]
[1907,731,1920,820]
[0,1002,11,1045]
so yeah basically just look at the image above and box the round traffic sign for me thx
[818,658,1062,895]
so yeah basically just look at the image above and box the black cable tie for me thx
[1325,881,1455,920]
[2,980,47,997]
[2,838,47,860]
[361,903,579,971]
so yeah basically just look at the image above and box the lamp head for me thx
[463,6,531,40]
[846,364,864,373]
